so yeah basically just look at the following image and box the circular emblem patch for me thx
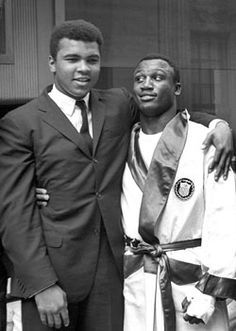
[174,178,195,200]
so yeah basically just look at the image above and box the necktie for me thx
[75,100,92,152]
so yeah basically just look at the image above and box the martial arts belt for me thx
[124,237,202,331]
[127,110,202,331]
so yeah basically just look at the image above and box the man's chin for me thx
[72,88,90,99]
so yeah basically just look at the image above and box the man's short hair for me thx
[50,19,104,59]
[135,54,180,84]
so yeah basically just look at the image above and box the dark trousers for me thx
[0,256,7,331]
[0,302,6,331]
[22,228,124,331]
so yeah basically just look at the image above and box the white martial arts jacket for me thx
[121,110,236,331]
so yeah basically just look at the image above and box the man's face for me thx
[49,38,101,99]
[133,59,180,118]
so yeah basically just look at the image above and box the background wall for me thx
[65,0,236,150]
[0,0,235,152]
[0,0,53,106]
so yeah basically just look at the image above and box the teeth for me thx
[140,95,155,101]
[75,78,89,82]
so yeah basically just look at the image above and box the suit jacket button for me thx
[96,192,102,199]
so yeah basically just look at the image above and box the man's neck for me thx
[50,84,90,108]
[140,107,177,134]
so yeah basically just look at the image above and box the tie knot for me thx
[75,99,86,110]
[75,99,87,119]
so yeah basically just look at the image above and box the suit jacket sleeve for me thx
[0,245,6,331]
[0,113,58,298]
[121,88,140,126]
[189,110,216,127]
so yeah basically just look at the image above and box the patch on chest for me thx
[174,178,195,200]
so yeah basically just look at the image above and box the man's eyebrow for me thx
[63,53,79,57]
[87,54,100,58]
[134,70,143,75]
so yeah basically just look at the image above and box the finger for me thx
[60,308,70,327]
[36,194,50,201]
[189,317,197,325]
[223,155,232,180]
[53,313,62,329]
[39,312,48,326]
[202,134,212,151]
[194,317,204,325]
[183,313,192,322]
[37,201,48,207]
[36,188,48,194]
[214,155,225,181]
[184,313,204,325]
[189,317,204,325]
[46,313,55,328]
[181,298,189,312]
[208,149,222,175]
[184,314,196,325]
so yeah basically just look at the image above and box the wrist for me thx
[209,119,230,130]
[216,120,231,128]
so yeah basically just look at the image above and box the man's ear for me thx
[175,83,181,96]
[48,55,56,73]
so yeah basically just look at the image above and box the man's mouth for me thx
[74,77,90,84]
[139,94,157,102]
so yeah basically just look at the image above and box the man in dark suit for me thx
[0,243,6,331]
[0,19,232,331]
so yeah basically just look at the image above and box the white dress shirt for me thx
[48,85,93,137]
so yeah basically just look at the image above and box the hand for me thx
[202,121,233,181]
[182,297,204,325]
[181,288,215,325]
[36,188,50,207]
[35,284,69,329]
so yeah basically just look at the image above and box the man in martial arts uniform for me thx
[122,54,236,331]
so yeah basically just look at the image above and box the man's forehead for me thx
[135,58,172,73]
[58,38,100,51]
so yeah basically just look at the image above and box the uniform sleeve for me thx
[196,145,236,299]
[0,113,58,298]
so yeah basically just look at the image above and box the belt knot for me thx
[126,236,164,260]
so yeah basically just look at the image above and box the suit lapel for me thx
[90,90,105,154]
[38,89,91,157]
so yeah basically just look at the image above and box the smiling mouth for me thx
[139,94,157,101]
[74,77,90,84]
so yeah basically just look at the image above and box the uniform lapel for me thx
[38,88,91,157]
[139,111,189,244]
[90,90,106,154]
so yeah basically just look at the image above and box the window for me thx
[190,31,228,113]
[0,0,13,64]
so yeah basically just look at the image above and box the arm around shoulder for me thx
[189,110,233,179]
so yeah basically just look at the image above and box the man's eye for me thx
[87,57,100,64]
[153,74,164,81]
[135,76,145,83]
[65,57,77,62]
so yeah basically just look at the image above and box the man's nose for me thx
[77,60,90,72]
[142,77,153,88]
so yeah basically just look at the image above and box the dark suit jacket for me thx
[0,244,7,331]
[0,86,215,302]
[0,87,137,302]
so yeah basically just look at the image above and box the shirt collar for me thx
[48,85,90,116]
